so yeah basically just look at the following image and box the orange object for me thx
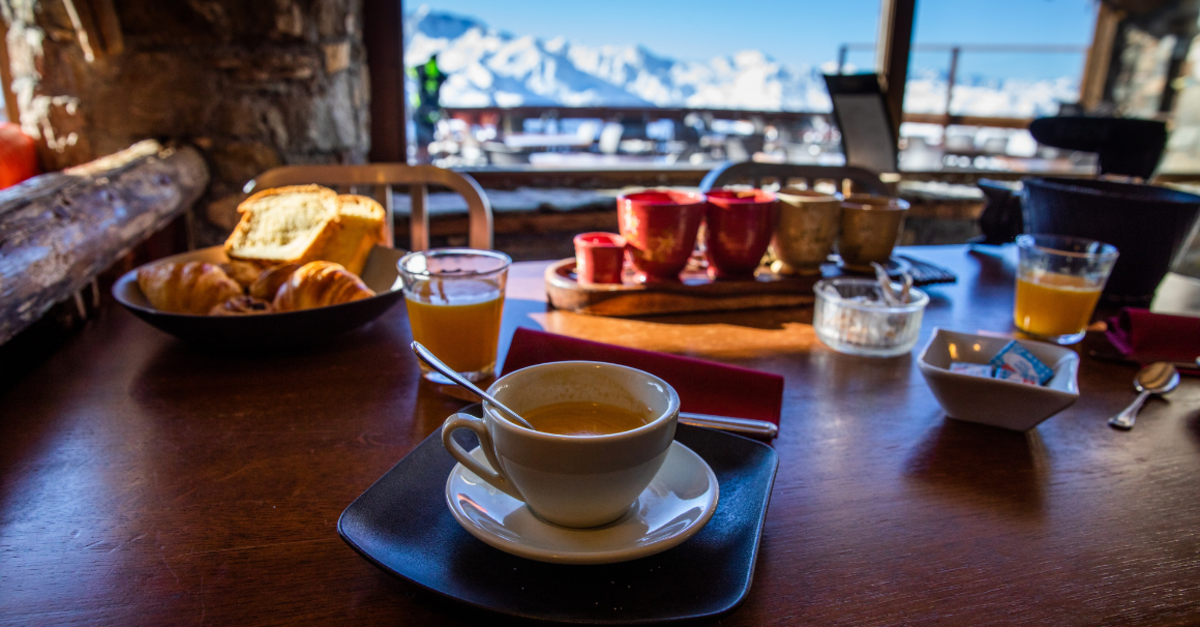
[404,281,504,374]
[1014,271,1103,338]
[0,122,40,189]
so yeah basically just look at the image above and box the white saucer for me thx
[445,441,719,565]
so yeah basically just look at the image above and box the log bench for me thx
[0,140,209,346]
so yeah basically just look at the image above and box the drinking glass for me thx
[398,248,511,382]
[1014,234,1119,345]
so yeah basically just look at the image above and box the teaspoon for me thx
[411,341,537,430]
[1108,362,1180,430]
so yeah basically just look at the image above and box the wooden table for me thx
[2,245,1198,626]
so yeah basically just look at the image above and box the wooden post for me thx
[0,141,209,345]
[1081,3,1124,111]
[944,46,961,127]
[364,0,409,163]
[876,0,916,143]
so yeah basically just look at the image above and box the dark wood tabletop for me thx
[2,245,1198,626]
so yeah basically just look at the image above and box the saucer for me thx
[446,441,719,565]
[832,254,913,276]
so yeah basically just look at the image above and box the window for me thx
[404,0,880,168]
[900,0,1097,173]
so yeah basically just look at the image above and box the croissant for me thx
[137,262,244,315]
[248,263,300,301]
[219,260,265,289]
[273,261,375,312]
[209,295,274,316]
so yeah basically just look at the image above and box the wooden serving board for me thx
[545,258,819,316]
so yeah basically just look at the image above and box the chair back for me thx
[823,73,899,174]
[700,161,890,196]
[245,164,493,251]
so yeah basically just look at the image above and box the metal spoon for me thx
[679,412,779,438]
[871,262,903,305]
[411,341,536,430]
[1108,362,1180,430]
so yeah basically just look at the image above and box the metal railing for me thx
[837,42,1090,125]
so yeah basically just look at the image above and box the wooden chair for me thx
[699,161,890,196]
[245,164,493,251]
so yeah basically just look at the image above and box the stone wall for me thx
[1,0,369,244]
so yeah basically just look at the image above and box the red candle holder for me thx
[573,232,627,285]
[704,188,778,280]
[617,189,706,284]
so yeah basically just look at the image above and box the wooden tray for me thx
[545,258,818,316]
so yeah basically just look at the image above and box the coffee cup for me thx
[837,194,909,271]
[441,361,680,528]
[771,188,841,275]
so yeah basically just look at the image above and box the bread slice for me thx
[319,194,387,275]
[224,185,341,265]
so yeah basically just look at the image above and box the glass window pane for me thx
[405,1,880,167]
[901,0,1098,173]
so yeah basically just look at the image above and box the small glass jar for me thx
[813,278,929,357]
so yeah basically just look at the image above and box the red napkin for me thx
[501,328,784,427]
[1106,308,1200,374]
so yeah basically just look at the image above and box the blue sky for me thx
[416,0,1097,82]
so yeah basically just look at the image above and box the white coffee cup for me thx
[441,361,680,528]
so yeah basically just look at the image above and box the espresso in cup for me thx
[442,361,679,528]
[523,401,653,436]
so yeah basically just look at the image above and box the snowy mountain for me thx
[405,5,1076,117]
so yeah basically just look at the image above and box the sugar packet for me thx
[950,362,994,378]
[994,367,1040,386]
[988,341,1054,385]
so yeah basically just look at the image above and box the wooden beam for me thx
[0,141,209,345]
[1080,2,1123,111]
[901,113,1033,129]
[363,0,408,163]
[0,15,22,125]
[87,0,125,56]
[876,0,916,141]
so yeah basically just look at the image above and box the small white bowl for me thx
[917,328,1080,431]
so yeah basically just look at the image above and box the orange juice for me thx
[406,280,504,374]
[1014,271,1102,338]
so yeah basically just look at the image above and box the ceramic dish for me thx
[917,328,1080,431]
[339,405,779,624]
[446,441,719,565]
[112,245,406,346]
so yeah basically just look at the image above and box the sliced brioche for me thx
[224,185,341,265]
[319,194,386,275]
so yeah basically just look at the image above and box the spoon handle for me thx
[1108,390,1152,430]
[410,341,536,430]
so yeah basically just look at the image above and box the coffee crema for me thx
[521,401,652,436]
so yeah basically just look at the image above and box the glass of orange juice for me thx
[1014,235,1119,345]
[398,249,512,383]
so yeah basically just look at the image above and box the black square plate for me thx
[338,406,779,624]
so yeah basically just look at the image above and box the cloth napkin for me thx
[1106,308,1200,373]
[501,328,785,427]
